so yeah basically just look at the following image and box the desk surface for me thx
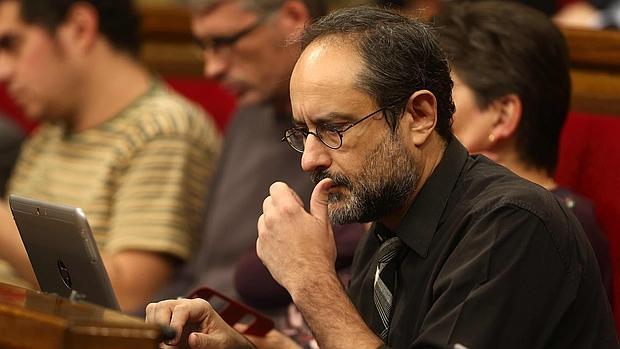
[0,282,163,349]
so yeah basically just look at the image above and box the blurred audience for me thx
[381,0,554,18]
[154,0,365,342]
[434,0,612,299]
[554,0,620,29]
[0,0,220,312]
[375,0,620,29]
[0,112,23,197]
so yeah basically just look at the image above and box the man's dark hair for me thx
[300,7,455,140]
[19,0,141,57]
[434,1,571,174]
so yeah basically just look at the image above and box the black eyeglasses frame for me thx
[281,106,390,153]
[193,16,266,54]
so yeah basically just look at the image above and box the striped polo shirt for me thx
[2,81,221,286]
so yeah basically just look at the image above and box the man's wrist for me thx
[288,269,342,305]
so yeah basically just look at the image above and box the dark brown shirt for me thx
[348,140,618,349]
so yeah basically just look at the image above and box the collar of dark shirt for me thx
[375,139,469,258]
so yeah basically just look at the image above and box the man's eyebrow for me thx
[291,112,357,128]
[311,112,357,125]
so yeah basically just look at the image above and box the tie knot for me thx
[377,236,403,264]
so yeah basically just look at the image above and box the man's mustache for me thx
[310,169,353,189]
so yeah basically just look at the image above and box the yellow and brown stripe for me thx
[6,82,220,270]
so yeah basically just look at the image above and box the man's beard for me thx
[310,134,419,225]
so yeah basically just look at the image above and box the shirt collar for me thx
[392,139,469,258]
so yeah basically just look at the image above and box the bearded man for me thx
[146,7,618,349]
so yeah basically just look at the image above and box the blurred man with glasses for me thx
[188,0,323,108]
[158,2,365,341]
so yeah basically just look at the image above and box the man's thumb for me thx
[310,178,333,220]
[188,332,210,349]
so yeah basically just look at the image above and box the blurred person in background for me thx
[0,0,220,312]
[434,0,612,300]
[554,0,620,29]
[376,0,620,29]
[0,112,23,197]
[154,0,365,344]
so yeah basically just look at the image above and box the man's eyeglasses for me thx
[193,17,265,54]
[282,106,389,153]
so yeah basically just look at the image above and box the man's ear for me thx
[275,0,311,38]
[488,94,522,143]
[403,90,438,146]
[56,2,99,55]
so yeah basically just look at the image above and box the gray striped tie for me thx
[373,236,403,341]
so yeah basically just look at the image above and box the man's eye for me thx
[192,37,208,50]
[320,124,345,133]
[0,35,18,52]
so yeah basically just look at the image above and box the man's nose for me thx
[0,54,14,83]
[202,51,229,80]
[301,135,333,172]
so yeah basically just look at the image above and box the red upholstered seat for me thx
[165,77,236,132]
[556,112,620,331]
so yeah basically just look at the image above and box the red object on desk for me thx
[189,286,274,337]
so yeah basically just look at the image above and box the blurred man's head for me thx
[189,0,326,108]
[0,0,141,121]
[435,1,571,175]
[284,7,453,224]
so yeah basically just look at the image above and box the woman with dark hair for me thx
[434,0,612,299]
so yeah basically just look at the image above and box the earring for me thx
[488,134,495,143]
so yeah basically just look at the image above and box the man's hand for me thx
[257,178,337,294]
[145,298,255,349]
[256,180,384,349]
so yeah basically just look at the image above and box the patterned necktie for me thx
[373,235,403,342]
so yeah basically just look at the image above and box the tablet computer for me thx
[9,194,119,310]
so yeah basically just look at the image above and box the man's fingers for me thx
[168,304,192,344]
[145,302,173,328]
[269,182,304,207]
[310,178,334,221]
[188,332,210,349]
[289,187,305,207]
[145,301,180,345]
[257,214,265,236]
[262,196,272,217]
[145,299,214,346]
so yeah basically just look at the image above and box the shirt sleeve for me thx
[104,133,218,261]
[409,205,582,349]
